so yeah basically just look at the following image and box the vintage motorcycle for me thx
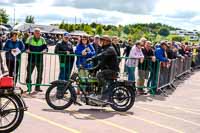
[0,73,27,133]
[45,62,136,112]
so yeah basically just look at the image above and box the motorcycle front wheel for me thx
[110,84,135,112]
[45,84,76,110]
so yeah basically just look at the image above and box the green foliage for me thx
[83,24,93,35]
[58,21,178,40]
[59,20,65,29]
[0,9,9,24]
[25,15,35,24]
[96,25,103,35]
[158,27,170,37]
[90,22,97,28]
[171,36,185,42]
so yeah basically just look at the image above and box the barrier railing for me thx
[157,56,192,93]
[193,53,200,68]
[17,52,160,94]
[0,49,197,96]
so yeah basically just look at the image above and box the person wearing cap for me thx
[55,32,74,80]
[3,31,25,81]
[25,28,48,93]
[87,35,119,101]
[75,35,96,69]
[155,41,170,62]
[155,41,171,94]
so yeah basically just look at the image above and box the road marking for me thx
[105,109,184,133]
[31,98,138,133]
[138,103,200,116]
[25,111,80,133]
[136,106,200,127]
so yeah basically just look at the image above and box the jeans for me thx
[58,63,73,81]
[127,66,136,81]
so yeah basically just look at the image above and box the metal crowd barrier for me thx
[193,54,200,68]
[118,57,160,95]
[157,56,192,92]
[18,52,76,92]
[0,49,196,96]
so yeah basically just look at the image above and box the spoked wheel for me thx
[110,84,135,112]
[45,84,76,110]
[0,94,24,133]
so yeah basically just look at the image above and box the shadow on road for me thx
[42,108,134,120]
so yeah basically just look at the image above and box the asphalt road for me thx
[13,69,200,133]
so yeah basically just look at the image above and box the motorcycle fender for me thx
[50,80,68,86]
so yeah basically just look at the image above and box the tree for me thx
[25,15,35,24]
[158,27,170,37]
[90,22,97,28]
[0,9,9,24]
[172,36,185,42]
[59,20,65,29]
[96,25,103,35]
[123,26,130,34]
[83,25,93,35]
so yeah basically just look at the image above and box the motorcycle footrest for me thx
[74,101,82,106]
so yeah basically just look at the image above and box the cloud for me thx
[0,0,36,5]
[1,0,200,30]
[52,0,158,14]
[165,11,197,19]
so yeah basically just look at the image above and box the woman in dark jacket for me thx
[3,31,25,81]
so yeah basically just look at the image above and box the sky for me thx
[0,0,200,30]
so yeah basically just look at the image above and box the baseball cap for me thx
[101,35,111,42]
[63,32,70,37]
[34,28,41,32]
[94,35,100,38]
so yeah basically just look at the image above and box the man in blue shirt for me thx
[155,41,170,62]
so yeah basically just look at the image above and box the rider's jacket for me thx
[93,44,119,72]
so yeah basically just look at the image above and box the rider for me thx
[87,35,119,101]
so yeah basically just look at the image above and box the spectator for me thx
[55,32,74,80]
[155,41,170,90]
[138,41,156,94]
[155,41,169,62]
[179,43,187,56]
[75,35,96,69]
[166,41,177,59]
[23,32,30,48]
[0,32,6,73]
[91,35,102,54]
[123,39,133,58]
[3,31,25,81]
[91,35,102,66]
[25,28,48,92]
[126,41,144,82]
[112,36,121,64]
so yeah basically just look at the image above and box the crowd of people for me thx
[0,28,200,96]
